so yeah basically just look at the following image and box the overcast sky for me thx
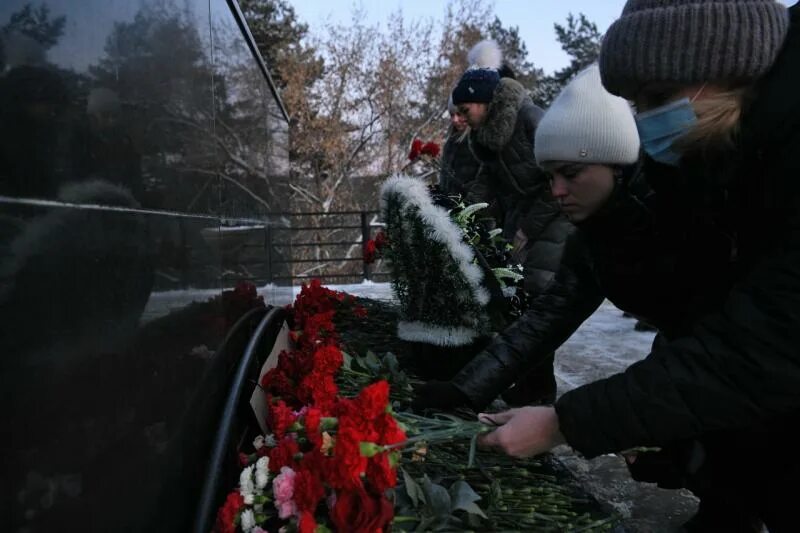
[292,0,797,74]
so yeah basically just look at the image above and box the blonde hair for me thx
[677,87,750,153]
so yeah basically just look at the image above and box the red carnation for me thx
[261,367,294,398]
[408,138,424,161]
[375,412,407,445]
[238,452,250,468]
[357,380,390,420]
[298,511,318,533]
[214,491,244,533]
[294,469,326,513]
[304,407,323,447]
[233,280,257,300]
[269,400,297,439]
[313,345,344,375]
[292,279,346,329]
[268,437,300,472]
[364,239,377,264]
[366,452,398,494]
[374,231,388,249]
[330,485,394,533]
[299,373,339,413]
[421,141,441,158]
[327,424,368,489]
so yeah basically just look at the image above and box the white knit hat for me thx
[534,64,640,166]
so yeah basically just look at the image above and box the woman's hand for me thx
[477,406,566,458]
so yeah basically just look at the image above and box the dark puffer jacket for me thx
[451,210,603,408]
[439,128,481,197]
[556,4,800,460]
[466,77,546,240]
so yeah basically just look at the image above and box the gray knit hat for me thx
[599,0,791,98]
[535,65,640,166]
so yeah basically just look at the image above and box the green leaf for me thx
[415,516,437,532]
[383,352,400,373]
[392,487,416,516]
[341,351,353,371]
[363,350,381,372]
[457,502,488,519]
[449,479,481,511]
[492,268,524,282]
[422,475,452,518]
[468,433,478,468]
[459,202,489,220]
[449,480,485,517]
[360,441,382,457]
[402,469,425,508]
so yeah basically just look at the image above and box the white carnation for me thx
[253,435,265,450]
[239,465,255,496]
[240,509,256,532]
[255,457,270,489]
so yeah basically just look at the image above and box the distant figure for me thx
[438,94,480,197]
[0,179,155,366]
[71,87,144,201]
[0,64,68,199]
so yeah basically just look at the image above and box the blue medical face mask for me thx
[635,97,698,166]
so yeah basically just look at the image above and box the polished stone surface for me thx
[0,1,289,529]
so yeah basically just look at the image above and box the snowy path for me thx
[554,299,655,394]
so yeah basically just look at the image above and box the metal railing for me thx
[167,210,390,288]
[265,210,389,284]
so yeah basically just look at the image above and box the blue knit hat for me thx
[452,68,501,105]
[451,40,503,105]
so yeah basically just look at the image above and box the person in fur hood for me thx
[413,41,603,412]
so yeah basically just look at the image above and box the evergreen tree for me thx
[1,3,65,49]
[487,17,540,90]
[237,0,321,91]
[531,13,602,107]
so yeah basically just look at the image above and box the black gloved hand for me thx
[411,380,471,412]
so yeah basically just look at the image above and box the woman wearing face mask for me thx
[479,1,800,530]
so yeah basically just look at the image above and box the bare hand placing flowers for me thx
[477,406,566,458]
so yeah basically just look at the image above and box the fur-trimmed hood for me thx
[474,78,531,152]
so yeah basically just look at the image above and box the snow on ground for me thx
[141,280,396,324]
[143,281,653,387]
[321,282,658,391]
[555,299,655,394]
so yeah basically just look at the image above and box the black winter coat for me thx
[438,129,481,197]
[466,78,546,240]
[451,211,603,408]
[556,4,800,459]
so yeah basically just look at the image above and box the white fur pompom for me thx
[467,39,503,69]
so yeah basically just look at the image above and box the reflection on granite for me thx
[0,0,291,530]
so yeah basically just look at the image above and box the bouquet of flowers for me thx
[215,281,405,533]
[214,280,618,532]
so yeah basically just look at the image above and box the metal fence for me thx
[264,210,390,285]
